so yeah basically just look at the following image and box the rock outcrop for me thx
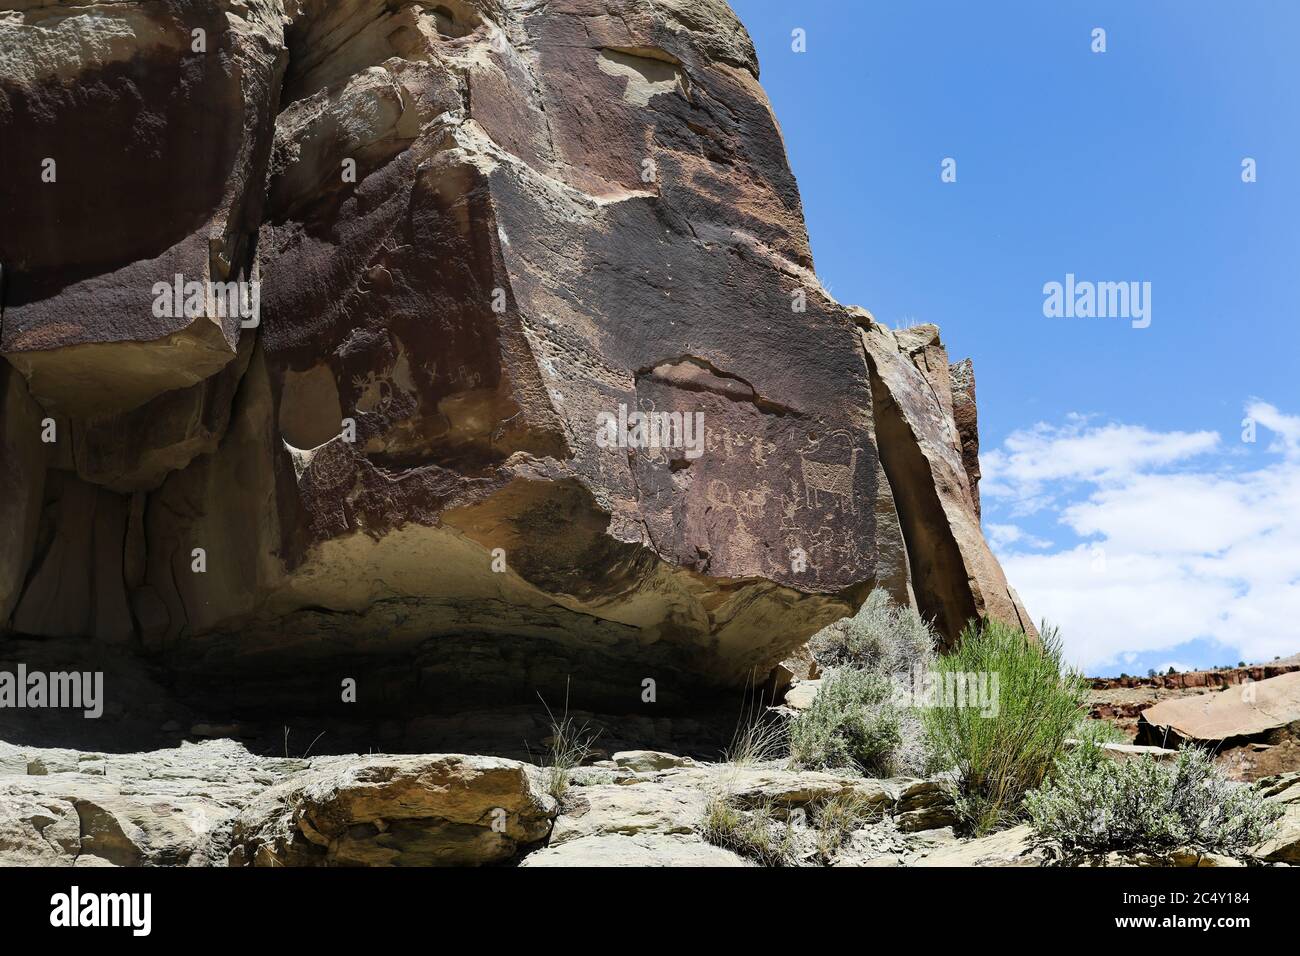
[1253,771,1300,864]
[227,752,555,866]
[1137,672,1300,749]
[0,0,1031,714]
[0,738,554,867]
[1091,663,1300,692]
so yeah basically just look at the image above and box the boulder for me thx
[722,767,894,814]
[0,739,555,867]
[549,783,706,844]
[611,751,696,773]
[1137,672,1300,747]
[530,759,908,865]
[890,777,960,832]
[782,680,822,711]
[227,753,555,866]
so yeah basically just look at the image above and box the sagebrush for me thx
[792,591,937,776]
[789,668,902,776]
[1026,742,1283,860]
[811,588,936,675]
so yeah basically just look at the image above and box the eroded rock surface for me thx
[1137,672,1300,748]
[0,738,554,867]
[227,752,555,866]
[0,739,301,866]
[1253,771,1300,864]
[1,0,1032,711]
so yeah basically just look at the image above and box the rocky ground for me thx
[2,737,1295,868]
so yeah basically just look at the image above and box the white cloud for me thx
[981,416,1219,512]
[985,404,1300,674]
[1247,400,1300,457]
[986,523,1051,551]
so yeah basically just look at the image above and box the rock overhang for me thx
[0,0,1033,717]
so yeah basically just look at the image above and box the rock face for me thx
[0,0,1031,712]
[0,739,301,866]
[1091,663,1300,692]
[860,324,1034,644]
[519,757,940,867]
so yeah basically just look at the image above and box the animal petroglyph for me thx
[706,480,772,519]
[800,447,861,513]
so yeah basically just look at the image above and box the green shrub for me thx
[1026,742,1284,861]
[791,591,938,777]
[923,619,1087,835]
[789,668,903,776]
[811,589,936,675]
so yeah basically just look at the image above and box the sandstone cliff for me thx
[0,0,1032,714]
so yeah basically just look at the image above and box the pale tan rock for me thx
[519,832,749,867]
[1084,849,1245,867]
[611,751,696,772]
[911,824,1040,867]
[1253,771,1300,864]
[1139,671,1300,746]
[0,739,555,868]
[550,783,706,844]
[782,680,823,712]
[721,767,894,814]
[1063,739,1179,762]
[890,777,959,832]
[0,739,302,866]
[227,753,556,866]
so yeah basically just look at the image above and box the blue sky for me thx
[731,0,1300,675]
